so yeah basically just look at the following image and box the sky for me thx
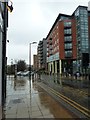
[6,0,89,65]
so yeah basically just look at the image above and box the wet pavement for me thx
[3,75,78,119]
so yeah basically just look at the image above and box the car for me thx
[22,71,30,76]
[17,71,22,76]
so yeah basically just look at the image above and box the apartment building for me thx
[73,6,89,74]
[37,38,47,70]
[33,55,38,71]
[47,14,77,74]
[47,5,89,74]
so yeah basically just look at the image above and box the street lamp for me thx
[29,42,37,80]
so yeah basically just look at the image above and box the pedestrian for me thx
[77,72,80,77]
[75,73,77,79]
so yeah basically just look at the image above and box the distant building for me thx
[37,38,47,70]
[33,55,38,71]
[46,5,89,74]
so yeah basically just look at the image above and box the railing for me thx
[36,72,89,89]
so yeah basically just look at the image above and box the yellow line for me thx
[49,88,90,118]
[50,87,90,113]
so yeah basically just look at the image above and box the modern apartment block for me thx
[37,38,47,70]
[47,5,89,74]
[73,6,89,74]
[33,55,38,71]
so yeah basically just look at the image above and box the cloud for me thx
[7,0,89,65]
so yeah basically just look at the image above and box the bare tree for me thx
[17,60,26,72]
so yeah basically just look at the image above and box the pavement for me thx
[3,75,77,119]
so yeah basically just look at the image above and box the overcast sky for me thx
[6,0,89,65]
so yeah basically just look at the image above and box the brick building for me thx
[47,5,89,75]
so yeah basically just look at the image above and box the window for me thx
[64,36,72,42]
[64,21,71,27]
[65,43,72,49]
[64,29,71,34]
[65,51,72,57]
[75,8,79,16]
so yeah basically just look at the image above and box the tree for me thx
[17,60,26,72]
[7,65,15,75]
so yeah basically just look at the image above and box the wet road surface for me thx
[3,75,79,119]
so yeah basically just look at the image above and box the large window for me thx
[64,29,72,34]
[65,51,72,57]
[64,36,72,42]
[65,43,72,49]
[64,21,71,27]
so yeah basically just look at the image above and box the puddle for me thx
[9,98,23,104]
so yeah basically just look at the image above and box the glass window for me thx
[64,21,71,27]
[65,43,72,49]
[75,8,79,16]
[64,36,72,42]
[65,51,72,57]
[64,29,71,34]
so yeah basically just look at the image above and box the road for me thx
[3,75,89,119]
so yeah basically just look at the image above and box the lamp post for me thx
[14,60,17,79]
[29,42,37,80]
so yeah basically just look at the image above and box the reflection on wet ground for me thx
[4,76,77,118]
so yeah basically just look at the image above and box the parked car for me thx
[22,71,30,76]
[17,71,34,77]
[17,71,22,76]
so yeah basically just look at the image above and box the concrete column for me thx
[49,62,51,73]
[55,61,57,73]
[0,31,2,106]
[59,60,62,74]
[48,62,52,73]
[48,63,49,72]
[52,62,54,73]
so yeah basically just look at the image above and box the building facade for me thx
[73,6,89,74]
[47,5,90,75]
[33,55,38,71]
[37,38,47,70]
[47,14,77,74]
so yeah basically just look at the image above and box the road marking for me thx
[38,82,90,118]
[49,87,90,118]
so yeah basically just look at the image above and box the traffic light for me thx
[82,53,89,67]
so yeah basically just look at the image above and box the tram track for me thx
[37,81,90,118]
[49,87,90,118]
